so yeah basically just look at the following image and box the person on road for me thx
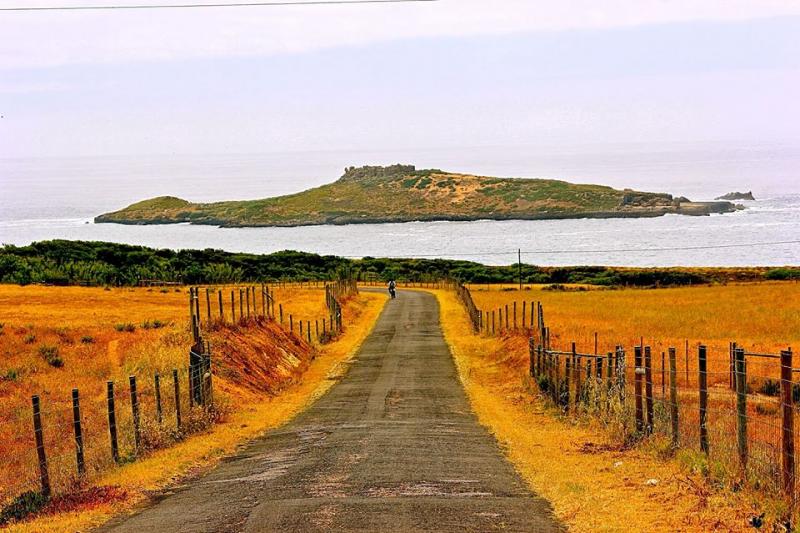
[388,279,397,299]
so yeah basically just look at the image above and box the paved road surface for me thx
[101,290,562,532]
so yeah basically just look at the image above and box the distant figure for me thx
[388,279,397,299]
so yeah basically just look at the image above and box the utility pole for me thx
[518,249,523,291]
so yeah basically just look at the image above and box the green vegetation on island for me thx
[2,240,796,288]
[95,165,737,227]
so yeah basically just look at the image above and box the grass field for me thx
[470,282,800,384]
[0,284,385,526]
[434,288,757,532]
[0,284,342,411]
[460,282,800,526]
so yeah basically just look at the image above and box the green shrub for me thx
[80,335,94,344]
[38,345,63,368]
[755,402,778,417]
[115,323,136,333]
[759,378,780,397]
[23,333,36,344]
[765,268,800,281]
[0,490,49,525]
[2,369,19,381]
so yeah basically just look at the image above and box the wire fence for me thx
[188,281,360,345]
[0,363,217,511]
[526,323,796,508]
[1,277,360,520]
[453,285,798,509]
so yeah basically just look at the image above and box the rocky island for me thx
[95,165,739,227]
[715,191,756,201]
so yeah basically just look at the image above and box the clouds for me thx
[1,1,799,158]
[1,0,800,69]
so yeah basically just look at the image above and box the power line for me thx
[0,0,436,11]
[339,239,800,259]
[521,239,800,256]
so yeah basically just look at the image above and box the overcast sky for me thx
[1,0,799,158]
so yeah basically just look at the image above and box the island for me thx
[95,164,739,227]
[715,191,756,201]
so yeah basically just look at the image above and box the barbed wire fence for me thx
[0,277,362,521]
[448,283,797,515]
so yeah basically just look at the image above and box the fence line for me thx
[448,287,798,509]
[1,275,362,519]
[521,308,797,507]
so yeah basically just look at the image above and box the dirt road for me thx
[101,290,562,532]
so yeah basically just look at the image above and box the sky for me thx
[0,0,799,158]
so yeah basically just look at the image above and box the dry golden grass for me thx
[471,282,800,385]
[0,284,386,530]
[190,284,337,337]
[0,285,197,504]
[433,288,758,532]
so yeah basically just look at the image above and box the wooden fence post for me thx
[188,287,195,331]
[173,369,181,430]
[669,348,679,448]
[522,301,527,328]
[618,347,626,402]
[129,375,141,452]
[245,288,250,319]
[72,388,85,476]
[644,346,654,434]
[239,289,244,321]
[781,348,795,498]
[31,395,50,497]
[606,351,613,411]
[698,345,709,455]
[596,356,604,410]
[536,344,542,377]
[728,342,733,390]
[193,287,201,334]
[107,381,119,462]
[734,347,748,474]
[218,290,224,323]
[528,338,534,377]
[279,304,284,325]
[634,345,644,433]
[585,358,591,405]
[685,339,690,386]
[155,372,163,424]
[307,321,312,344]
[188,366,194,409]
[290,314,294,333]
[572,343,580,404]
[231,290,236,323]
[513,302,517,330]
[205,288,211,323]
[504,305,509,331]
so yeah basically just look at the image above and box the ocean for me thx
[1,142,798,267]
